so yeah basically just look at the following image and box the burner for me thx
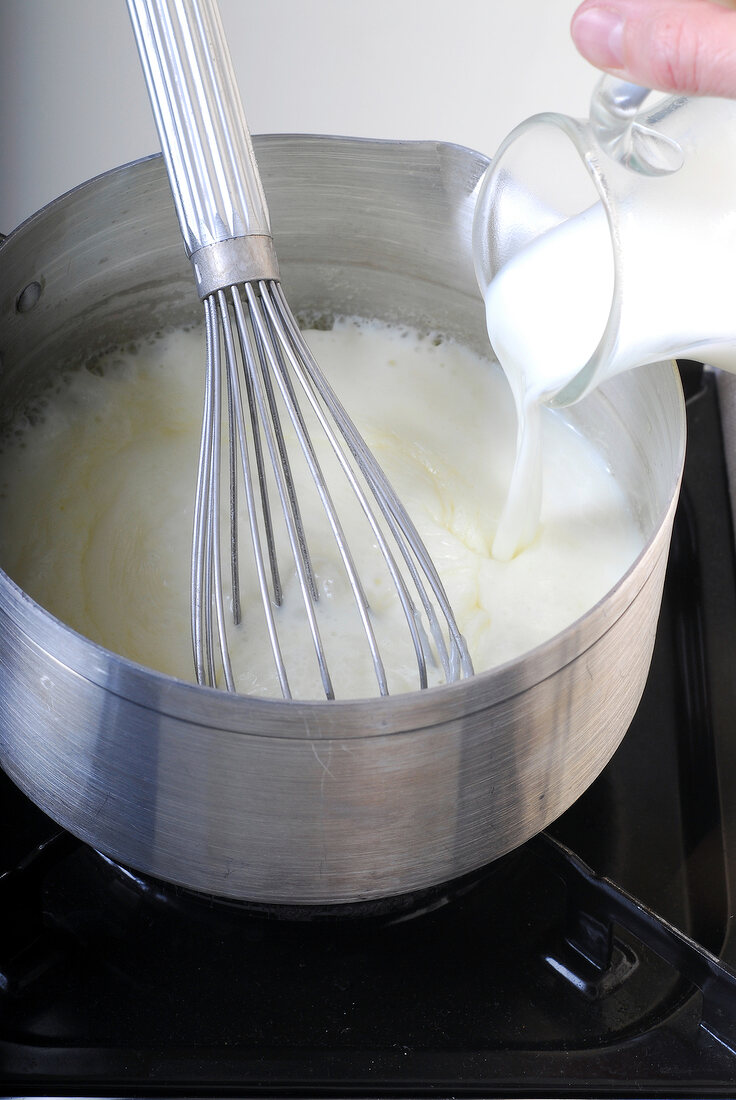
[90,846,519,924]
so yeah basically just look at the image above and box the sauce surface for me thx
[0,317,643,698]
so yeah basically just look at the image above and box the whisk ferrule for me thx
[191,236,280,299]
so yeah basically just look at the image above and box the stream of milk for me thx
[0,317,643,699]
[478,202,615,561]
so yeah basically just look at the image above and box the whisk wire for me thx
[191,340,211,683]
[272,284,473,682]
[207,318,235,692]
[235,302,282,607]
[192,295,235,690]
[256,282,436,690]
[232,285,336,698]
[245,282,393,696]
[249,304,318,602]
[224,335,241,625]
[217,288,293,697]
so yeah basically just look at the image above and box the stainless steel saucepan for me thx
[0,137,685,907]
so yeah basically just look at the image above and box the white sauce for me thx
[0,318,643,699]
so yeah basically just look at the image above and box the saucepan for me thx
[0,137,685,907]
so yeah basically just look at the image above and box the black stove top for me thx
[2,363,736,1097]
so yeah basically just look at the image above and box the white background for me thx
[0,0,597,233]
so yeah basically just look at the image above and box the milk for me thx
[477,90,736,561]
[0,318,643,699]
[479,202,614,560]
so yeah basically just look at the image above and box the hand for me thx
[571,0,736,97]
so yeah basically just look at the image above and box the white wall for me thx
[0,0,597,233]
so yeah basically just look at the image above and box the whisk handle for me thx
[127,0,279,292]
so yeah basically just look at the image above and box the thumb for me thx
[571,0,736,98]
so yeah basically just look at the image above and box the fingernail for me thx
[571,6,625,69]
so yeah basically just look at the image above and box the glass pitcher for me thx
[472,76,736,406]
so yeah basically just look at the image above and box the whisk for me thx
[127,0,473,698]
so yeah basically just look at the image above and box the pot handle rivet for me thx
[16,281,42,314]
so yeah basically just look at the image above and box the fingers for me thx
[571,0,736,97]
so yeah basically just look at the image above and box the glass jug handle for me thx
[589,75,685,176]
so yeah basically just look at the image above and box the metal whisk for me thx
[128,0,473,698]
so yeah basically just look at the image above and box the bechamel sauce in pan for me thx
[0,317,642,699]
